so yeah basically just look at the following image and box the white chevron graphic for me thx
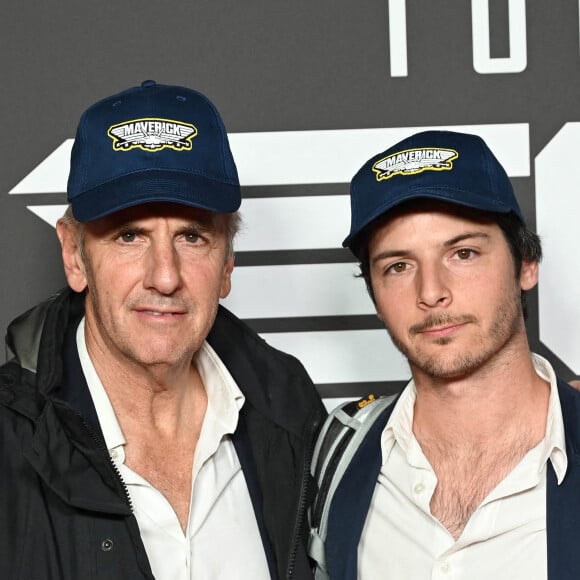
[9,123,531,387]
[10,123,530,195]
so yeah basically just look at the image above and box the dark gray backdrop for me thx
[2,0,579,400]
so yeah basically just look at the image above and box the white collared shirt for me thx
[76,318,270,580]
[358,354,567,580]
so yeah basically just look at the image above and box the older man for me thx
[0,80,325,579]
[311,130,580,580]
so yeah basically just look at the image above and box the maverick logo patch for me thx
[372,147,458,181]
[108,118,198,151]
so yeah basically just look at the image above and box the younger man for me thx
[321,130,580,580]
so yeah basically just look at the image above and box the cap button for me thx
[141,80,157,88]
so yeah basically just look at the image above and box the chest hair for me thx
[418,430,540,540]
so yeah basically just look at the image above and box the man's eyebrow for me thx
[116,222,145,231]
[443,231,490,247]
[371,249,411,265]
[180,220,215,233]
[113,218,214,232]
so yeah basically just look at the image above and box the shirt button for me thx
[414,482,425,494]
[110,449,119,461]
[101,538,114,552]
[440,561,450,573]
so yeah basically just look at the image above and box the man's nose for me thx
[416,262,451,309]
[143,239,182,295]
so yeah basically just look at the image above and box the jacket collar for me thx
[547,379,580,579]
[207,304,321,436]
[5,287,85,396]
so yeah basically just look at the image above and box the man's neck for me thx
[85,340,206,442]
[412,342,550,446]
[102,361,206,436]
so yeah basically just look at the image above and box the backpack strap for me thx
[308,394,397,579]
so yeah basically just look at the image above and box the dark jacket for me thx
[324,378,580,580]
[0,288,326,580]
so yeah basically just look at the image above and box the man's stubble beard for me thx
[385,288,523,381]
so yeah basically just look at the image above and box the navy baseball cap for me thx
[343,130,525,252]
[67,80,241,222]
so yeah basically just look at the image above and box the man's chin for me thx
[409,350,485,381]
[123,343,193,369]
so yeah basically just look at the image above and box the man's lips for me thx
[417,323,467,338]
[135,307,187,316]
[410,315,477,337]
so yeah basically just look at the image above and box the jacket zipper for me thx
[286,412,321,579]
[79,415,133,511]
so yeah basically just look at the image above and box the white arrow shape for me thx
[10,123,530,195]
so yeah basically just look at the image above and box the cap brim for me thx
[70,169,241,222]
[342,186,521,249]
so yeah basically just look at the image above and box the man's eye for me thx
[387,262,407,274]
[184,232,202,244]
[119,232,136,243]
[455,248,474,260]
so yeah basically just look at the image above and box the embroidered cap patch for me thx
[107,117,198,152]
[372,147,458,181]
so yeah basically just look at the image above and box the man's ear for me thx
[219,255,235,299]
[520,260,539,291]
[56,219,88,292]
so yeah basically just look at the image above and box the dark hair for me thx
[354,202,542,319]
